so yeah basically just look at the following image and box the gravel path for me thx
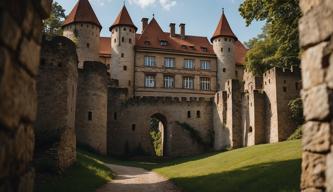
[96,164,182,192]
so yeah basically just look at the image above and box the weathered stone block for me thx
[299,3,333,47]
[19,37,41,76]
[299,0,321,14]
[326,147,333,192]
[22,2,34,35]
[302,84,331,121]
[301,152,326,189]
[0,48,37,129]
[302,188,324,192]
[302,122,331,152]
[33,0,53,19]
[326,53,333,89]
[0,12,22,51]
[14,124,34,174]
[301,42,327,90]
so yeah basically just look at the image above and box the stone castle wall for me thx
[0,0,51,191]
[213,91,229,150]
[35,36,78,171]
[299,0,333,191]
[76,61,108,154]
[63,23,101,68]
[108,94,213,157]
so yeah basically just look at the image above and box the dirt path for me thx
[96,164,182,192]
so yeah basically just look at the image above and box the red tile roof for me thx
[211,12,237,42]
[135,18,215,55]
[63,0,101,29]
[110,5,137,31]
[99,18,248,65]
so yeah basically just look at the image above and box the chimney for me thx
[179,23,185,39]
[141,18,148,33]
[169,23,176,37]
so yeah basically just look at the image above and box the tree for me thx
[239,0,301,75]
[43,2,66,37]
[288,98,304,126]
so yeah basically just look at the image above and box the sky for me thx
[55,0,265,44]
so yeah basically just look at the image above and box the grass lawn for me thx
[35,152,113,192]
[142,140,302,192]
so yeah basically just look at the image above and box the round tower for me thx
[109,5,137,97]
[62,0,102,68]
[211,10,237,90]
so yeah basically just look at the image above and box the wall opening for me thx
[187,111,191,118]
[149,113,167,157]
[197,110,201,118]
[88,111,92,121]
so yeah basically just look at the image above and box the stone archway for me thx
[149,113,168,157]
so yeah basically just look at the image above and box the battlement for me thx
[121,96,212,106]
[263,66,301,79]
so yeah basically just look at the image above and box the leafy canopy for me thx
[239,0,301,75]
[43,2,66,37]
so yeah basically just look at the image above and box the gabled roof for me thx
[211,12,237,42]
[63,0,102,29]
[135,17,215,55]
[110,5,137,31]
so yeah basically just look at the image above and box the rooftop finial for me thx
[153,13,155,18]
[222,8,224,14]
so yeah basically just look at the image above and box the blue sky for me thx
[55,0,264,43]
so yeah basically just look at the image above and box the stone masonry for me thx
[35,36,78,172]
[0,0,51,191]
[299,0,333,191]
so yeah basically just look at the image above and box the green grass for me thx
[144,140,302,192]
[35,152,113,192]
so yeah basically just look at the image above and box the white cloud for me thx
[129,0,176,10]
[90,0,113,6]
[159,0,176,10]
[129,0,156,8]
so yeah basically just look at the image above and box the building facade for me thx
[60,0,301,157]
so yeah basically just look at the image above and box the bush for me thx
[288,98,304,126]
[288,126,302,140]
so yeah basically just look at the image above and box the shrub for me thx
[288,98,304,126]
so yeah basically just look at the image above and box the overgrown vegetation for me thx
[288,126,302,140]
[239,0,301,75]
[288,98,304,126]
[150,118,163,157]
[43,2,66,38]
[35,152,112,192]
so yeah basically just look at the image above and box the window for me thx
[144,41,151,46]
[144,56,156,67]
[221,48,223,52]
[197,111,201,118]
[129,38,132,44]
[187,111,191,118]
[88,112,92,121]
[164,76,174,88]
[114,38,116,43]
[184,59,194,69]
[224,38,227,41]
[181,45,187,49]
[122,37,124,42]
[160,40,168,46]
[223,68,226,72]
[249,126,253,133]
[283,86,287,92]
[114,112,117,120]
[284,80,287,84]
[201,47,208,52]
[235,70,238,77]
[164,57,175,68]
[200,60,210,70]
[123,66,127,71]
[123,27,126,31]
[145,75,155,88]
[132,124,136,131]
[121,53,124,58]
[228,48,231,52]
[200,77,210,91]
[183,76,194,89]
[87,43,90,48]
[128,80,131,86]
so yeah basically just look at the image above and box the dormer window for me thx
[144,41,151,46]
[189,46,195,50]
[181,45,187,49]
[160,40,168,46]
[201,47,208,52]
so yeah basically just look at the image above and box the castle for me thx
[35,0,301,158]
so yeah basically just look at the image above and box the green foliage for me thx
[288,126,302,140]
[35,152,112,192]
[149,118,163,157]
[43,2,66,37]
[239,0,301,75]
[288,98,304,126]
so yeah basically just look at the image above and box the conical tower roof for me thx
[63,0,102,29]
[109,5,137,31]
[211,11,237,42]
